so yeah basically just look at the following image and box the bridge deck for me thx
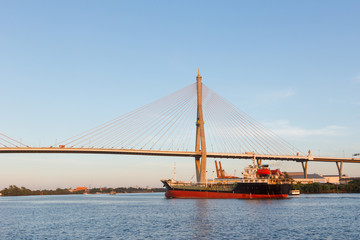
[1,147,359,163]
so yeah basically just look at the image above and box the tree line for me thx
[291,179,360,193]
[0,185,77,196]
[0,185,165,196]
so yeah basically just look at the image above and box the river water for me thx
[0,193,359,239]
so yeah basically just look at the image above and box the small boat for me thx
[290,189,300,195]
[109,190,116,195]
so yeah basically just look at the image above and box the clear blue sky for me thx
[1,1,359,189]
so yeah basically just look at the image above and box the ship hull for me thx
[162,181,291,199]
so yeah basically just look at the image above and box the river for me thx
[1,193,359,239]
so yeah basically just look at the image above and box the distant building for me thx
[70,187,88,193]
[287,172,326,184]
[322,175,351,184]
[322,175,340,184]
[287,172,352,184]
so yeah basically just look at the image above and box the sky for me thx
[1,1,360,189]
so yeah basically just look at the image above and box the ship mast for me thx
[195,69,207,183]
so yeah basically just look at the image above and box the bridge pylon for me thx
[195,69,207,183]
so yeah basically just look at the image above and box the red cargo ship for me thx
[161,161,291,199]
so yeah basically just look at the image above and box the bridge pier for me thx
[195,69,207,183]
[195,157,201,182]
[336,161,343,180]
[301,161,308,178]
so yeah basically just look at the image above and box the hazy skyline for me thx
[1,1,360,189]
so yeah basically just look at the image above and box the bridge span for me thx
[1,147,359,180]
[1,70,359,182]
[1,147,359,163]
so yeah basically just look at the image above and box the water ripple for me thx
[1,193,360,239]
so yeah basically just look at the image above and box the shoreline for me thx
[0,185,165,197]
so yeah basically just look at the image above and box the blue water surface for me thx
[1,193,359,239]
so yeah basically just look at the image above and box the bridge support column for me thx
[301,161,308,179]
[336,161,343,180]
[195,69,207,183]
[195,157,201,182]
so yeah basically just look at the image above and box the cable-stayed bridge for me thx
[1,71,359,182]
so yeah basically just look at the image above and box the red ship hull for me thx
[165,190,288,199]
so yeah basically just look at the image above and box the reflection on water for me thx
[192,199,210,239]
[1,193,360,239]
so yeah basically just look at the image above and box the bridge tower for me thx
[195,69,207,183]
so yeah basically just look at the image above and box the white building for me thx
[322,175,344,184]
[287,172,350,184]
[287,172,326,184]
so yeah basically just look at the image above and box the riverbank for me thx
[0,185,165,196]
